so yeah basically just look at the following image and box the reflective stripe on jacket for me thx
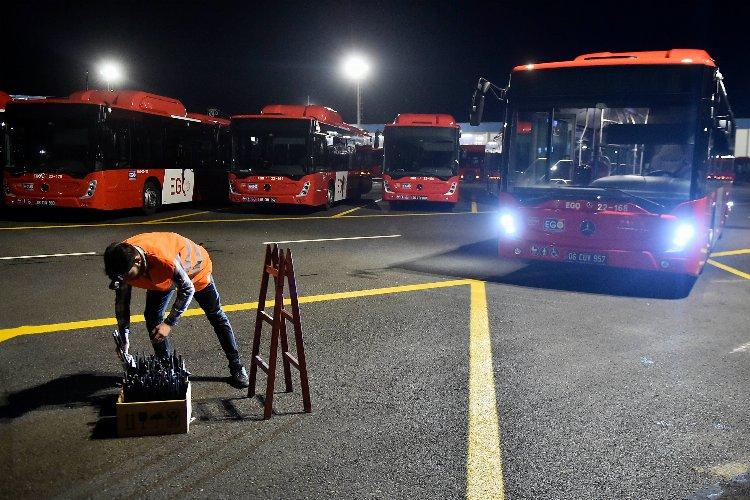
[124,232,213,292]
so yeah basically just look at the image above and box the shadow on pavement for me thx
[390,239,694,299]
[0,372,121,420]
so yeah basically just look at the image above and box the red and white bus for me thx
[470,49,735,291]
[229,104,373,207]
[3,90,230,213]
[382,114,461,205]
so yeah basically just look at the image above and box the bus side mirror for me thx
[469,79,491,126]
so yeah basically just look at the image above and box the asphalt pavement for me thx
[0,183,749,499]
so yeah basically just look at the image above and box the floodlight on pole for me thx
[99,61,123,91]
[341,54,370,126]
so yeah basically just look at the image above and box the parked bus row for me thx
[470,48,736,289]
[1,90,467,212]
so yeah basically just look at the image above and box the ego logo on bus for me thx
[170,177,191,196]
[544,218,565,232]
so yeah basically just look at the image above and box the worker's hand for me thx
[150,323,172,343]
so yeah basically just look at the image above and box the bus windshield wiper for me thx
[599,187,665,213]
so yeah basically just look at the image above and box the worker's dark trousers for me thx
[144,281,241,366]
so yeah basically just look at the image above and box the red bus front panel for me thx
[496,192,713,276]
[382,174,460,203]
[4,169,195,210]
[229,171,371,206]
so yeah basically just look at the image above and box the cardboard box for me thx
[116,382,192,437]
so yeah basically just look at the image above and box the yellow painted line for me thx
[466,281,505,500]
[707,259,750,280]
[146,210,211,223]
[711,248,750,258]
[332,206,364,218]
[0,210,488,232]
[0,279,475,343]
[471,201,478,214]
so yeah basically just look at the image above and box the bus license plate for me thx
[242,196,276,203]
[566,251,607,265]
[36,200,56,206]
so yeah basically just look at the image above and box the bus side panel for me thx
[334,171,348,201]
[161,169,195,205]
[90,170,138,210]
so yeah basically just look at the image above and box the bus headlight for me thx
[499,212,518,237]
[81,180,97,199]
[444,182,457,196]
[671,223,695,250]
[383,179,393,193]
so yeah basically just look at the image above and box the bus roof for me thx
[232,104,368,136]
[7,90,225,125]
[513,49,716,72]
[386,114,459,128]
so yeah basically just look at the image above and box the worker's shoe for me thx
[229,363,250,388]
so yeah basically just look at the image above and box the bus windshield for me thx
[384,126,459,179]
[6,104,100,177]
[232,118,310,176]
[507,103,698,206]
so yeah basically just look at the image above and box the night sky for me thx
[3,0,749,123]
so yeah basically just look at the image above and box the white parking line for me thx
[0,252,97,261]
[263,234,401,244]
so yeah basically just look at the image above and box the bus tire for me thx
[142,179,162,215]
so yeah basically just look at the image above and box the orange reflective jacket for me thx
[124,232,213,292]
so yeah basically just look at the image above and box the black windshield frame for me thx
[231,118,313,177]
[383,126,459,179]
[5,103,102,177]
[502,64,715,205]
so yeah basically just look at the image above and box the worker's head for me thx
[103,243,143,290]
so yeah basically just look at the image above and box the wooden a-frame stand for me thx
[248,244,312,419]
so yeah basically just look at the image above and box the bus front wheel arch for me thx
[142,178,162,215]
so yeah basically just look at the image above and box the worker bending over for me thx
[103,232,249,387]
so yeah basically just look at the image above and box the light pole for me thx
[98,61,123,91]
[341,54,369,126]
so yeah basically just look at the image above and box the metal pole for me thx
[356,81,362,126]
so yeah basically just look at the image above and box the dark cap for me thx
[103,242,136,290]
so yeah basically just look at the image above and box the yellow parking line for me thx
[0,279,474,343]
[471,201,478,214]
[467,281,505,500]
[146,210,211,223]
[711,248,750,258]
[707,259,750,280]
[0,210,488,232]
[332,206,363,218]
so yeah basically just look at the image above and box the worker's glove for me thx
[112,329,135,368]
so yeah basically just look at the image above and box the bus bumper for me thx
[229,192,322,206]
[4,195,96,209]
[499,239,703,276]
[382,191,459,203]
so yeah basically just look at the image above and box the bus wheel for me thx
[142,180,162,215]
